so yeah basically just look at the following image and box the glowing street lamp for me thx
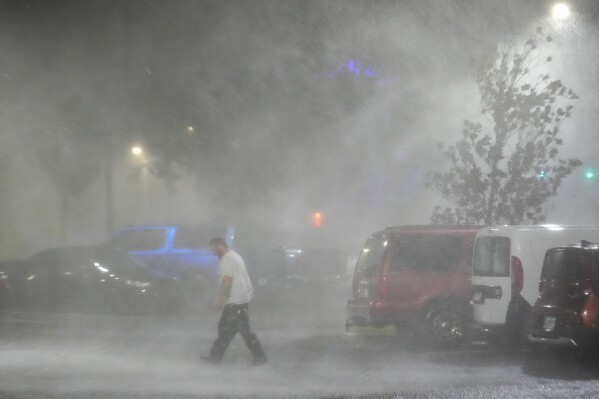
[584,168,597,182]
[311,211,323,228]
[552,2,571,20]
[131,145,144,158]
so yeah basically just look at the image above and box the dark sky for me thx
[0,0,598,254]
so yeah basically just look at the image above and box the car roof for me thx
[31,246,96,258]
[548,240,599,251]
[476,225,599,238]
[480,224,599,232]
[384,225,483,233]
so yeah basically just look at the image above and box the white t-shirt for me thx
[219,250,253,305]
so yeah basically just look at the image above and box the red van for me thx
[346,225,481,347]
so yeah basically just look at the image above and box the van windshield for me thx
[473,237,510,277]
[354,233,387,277]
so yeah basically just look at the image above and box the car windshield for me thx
[473,236,511,277]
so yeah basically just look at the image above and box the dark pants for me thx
[209,303,266,362]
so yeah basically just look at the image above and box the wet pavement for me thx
[1,294,599,398]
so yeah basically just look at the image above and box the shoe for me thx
[250,356,267,367]
[200,355,221,365]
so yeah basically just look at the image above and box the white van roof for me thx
[477,225,599,235]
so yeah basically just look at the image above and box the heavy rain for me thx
[1,0,599,398]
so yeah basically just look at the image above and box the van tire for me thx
[503,295,532,350]
[422,302,467,348]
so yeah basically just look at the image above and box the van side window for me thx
[389,235,461,272]
[472,237,510,277]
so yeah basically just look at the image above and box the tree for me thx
[426,28,581,225]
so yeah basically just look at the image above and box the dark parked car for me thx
[346,225,480,348]
[0,246,184,316]
[527,240,599,350]
[283,247,349,301]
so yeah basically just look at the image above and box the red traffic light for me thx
[311,212,323,228]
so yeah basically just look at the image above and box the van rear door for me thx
[472,236,511,324]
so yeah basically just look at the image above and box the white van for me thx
[471,225,599,343]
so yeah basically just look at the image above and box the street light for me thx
[130,145,148,222]
[552,3,571,20]
[584,168,597,182]
[131,145,143,157]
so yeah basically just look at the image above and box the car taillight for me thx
[511,256,523,298]
[581,291,599,330]
[583,261,595,293]
[375,274,388,300]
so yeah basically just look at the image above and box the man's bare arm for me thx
[214,275,232,310]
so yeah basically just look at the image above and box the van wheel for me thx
[424,302,466,348]
[503,295,532,350]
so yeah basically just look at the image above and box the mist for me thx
[2,0,595,259]
[2,1,599,397]
[0,296,519,398]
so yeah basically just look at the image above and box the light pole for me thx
[131,145,148,222]
[104,131,116,237]
[104,155,114,236]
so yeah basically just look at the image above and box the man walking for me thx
[201,237,267,366]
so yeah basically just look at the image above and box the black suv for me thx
[527,240,599,350]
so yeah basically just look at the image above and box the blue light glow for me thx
[327,59,377,79]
